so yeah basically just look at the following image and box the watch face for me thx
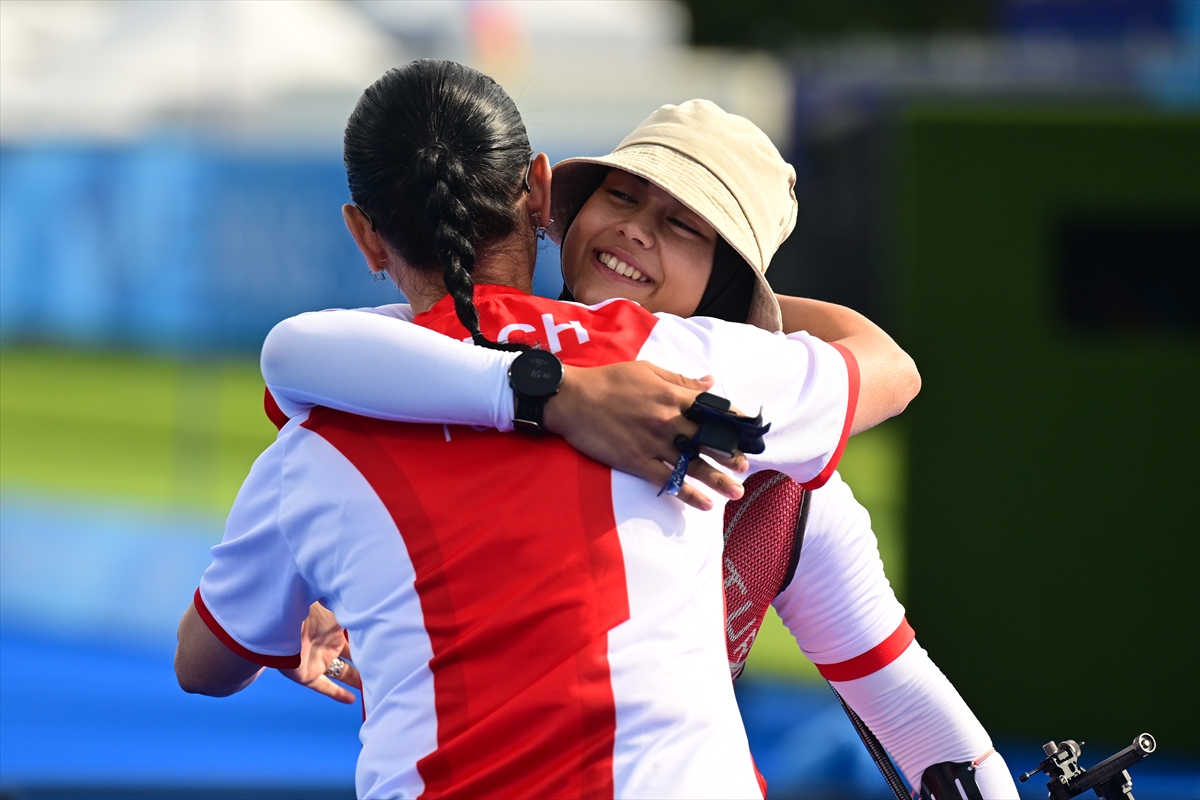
[514,351,563,397]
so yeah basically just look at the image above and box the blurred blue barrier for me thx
[0,631,361,794]
[0,140,565,354]
[0,493,220,647]
[734,678,896,799]
[0,492,361,794]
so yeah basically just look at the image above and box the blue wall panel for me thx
[1,141,400,352]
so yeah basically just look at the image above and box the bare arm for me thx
[175,603,263,697]
[776,295,921,434]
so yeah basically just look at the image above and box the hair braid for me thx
[418,144,526,351]
[343,60,534,351]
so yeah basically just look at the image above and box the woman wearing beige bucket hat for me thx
[260,91,1017,797]
[548,98,796,332]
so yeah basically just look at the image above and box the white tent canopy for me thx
[1,0,791,153]
[0,0,400,143]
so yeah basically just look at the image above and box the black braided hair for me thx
[344,60,533,350]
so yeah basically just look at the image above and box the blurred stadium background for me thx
[1,1,1197,798]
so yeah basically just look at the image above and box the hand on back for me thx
[544,362,748,511]
[279,602,361,704]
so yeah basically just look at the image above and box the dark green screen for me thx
[897,108,1200,752]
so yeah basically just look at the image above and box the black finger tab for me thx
[660,393,771,496]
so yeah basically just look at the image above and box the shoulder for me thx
[345,303,414,322]
[650,312,793,350]
[242,417,355,505]
[640,312,799,376]
[528,294,657,327]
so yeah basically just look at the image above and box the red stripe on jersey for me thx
[799,342,859,491]
[192,588,300,669]
[752,756,769,799]
[815,617,915,682]
[305,286,658,799]
[264,387,289,431]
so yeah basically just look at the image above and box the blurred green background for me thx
[898,108,1199,750]
[1,349,274,514]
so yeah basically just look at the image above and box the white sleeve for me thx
[647,315,857,488]
[261,308,519,431]
[770,472,905,666]
[196,442,317,667]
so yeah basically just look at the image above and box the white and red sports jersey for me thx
[201,285,857,799]
[258,295,1020,795]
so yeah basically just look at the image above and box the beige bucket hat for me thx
[549,99,797,332]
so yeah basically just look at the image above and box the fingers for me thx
[696,447,749,475]
[641,460,714,512]
[640,362,714,393]
[687,457,744,500]
[714,451,750,474]
[332,659,362,691]
[279,659,362,703]
[308,675,358,705]
[677,483,715,511]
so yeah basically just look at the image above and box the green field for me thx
[0,347,278,514]
[0,346,905,682]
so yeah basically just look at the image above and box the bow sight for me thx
[1019,734,1156,800]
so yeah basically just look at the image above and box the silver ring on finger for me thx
[325,657,347,679]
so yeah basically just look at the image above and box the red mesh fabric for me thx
[723,469,806,679]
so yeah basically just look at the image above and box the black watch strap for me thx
[513,393,550,434]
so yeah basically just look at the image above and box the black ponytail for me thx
[344,60,532,350]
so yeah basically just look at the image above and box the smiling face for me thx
[561,169,718,317]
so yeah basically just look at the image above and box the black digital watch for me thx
[507,349,564,434]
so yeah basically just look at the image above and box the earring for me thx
[532,213,553,241]
[370,257,387,282]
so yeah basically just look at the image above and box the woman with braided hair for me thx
[177,59,901,799]
[260,69,1019,798]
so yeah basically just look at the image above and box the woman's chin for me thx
[570,280,612,306]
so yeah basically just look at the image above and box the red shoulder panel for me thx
[264,386,289,431]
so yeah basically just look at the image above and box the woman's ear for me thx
[527,153,553,228]
[342,204,388,276]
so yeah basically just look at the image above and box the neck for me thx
[398,236,535,315]
[475,242,535,297]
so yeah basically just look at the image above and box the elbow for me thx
[174,649,215,696]
[174,660,254,698]
[177,681,239,698]
[174,657,212,696]
[897,354,921,411]
[176,674,211,697]
[878,353,921,422]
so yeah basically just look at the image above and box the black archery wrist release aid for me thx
[660,392,771,497]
